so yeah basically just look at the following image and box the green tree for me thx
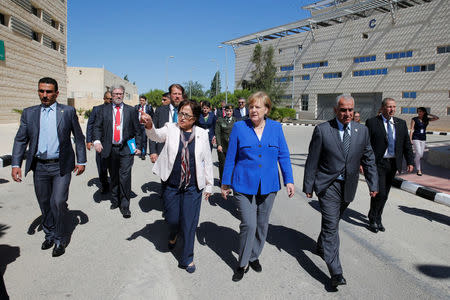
[184,80,205,98]
[210,71,221,97]
[242,44,284,104]
[143,89,165,107]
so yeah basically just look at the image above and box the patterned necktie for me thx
[387,119,395,155]
[172,107,178,123]
[343,124,350,156]
[114,105,121,143]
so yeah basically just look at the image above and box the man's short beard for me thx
[112,98,123,105]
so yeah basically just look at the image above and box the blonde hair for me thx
[247,91,272,114]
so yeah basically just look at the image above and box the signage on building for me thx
[0,40,5,61]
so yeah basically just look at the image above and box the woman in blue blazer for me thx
[221,91,295,282]
[197,101,216,150]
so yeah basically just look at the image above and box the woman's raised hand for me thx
[140,112,153,129]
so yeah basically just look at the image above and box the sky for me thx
[68,0,316,95]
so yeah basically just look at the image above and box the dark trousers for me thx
[107,147,134,209]
[217,151,226,183]
[139,124,148,157]
[164,184,202,266]
[234,191,276,268]
[317,180,349,276]
[369,158,397,223]
[33,161,71,246]
[95,152,108,187]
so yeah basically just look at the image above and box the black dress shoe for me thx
[232,266,249,282]
[331,274,347,287]
[41,239,54,250]
[52,244,66,257]
[377,222,385,232]
[249,259,262,272]
[120,208,131,218]
[369,221,379,233]
[110,203,119,210]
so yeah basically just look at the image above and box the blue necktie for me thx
[38,108,49,158]
[173,107,178,122]
[387,120,395,156]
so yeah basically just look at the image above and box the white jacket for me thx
[146,123,213,194]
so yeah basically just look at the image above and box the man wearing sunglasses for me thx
[233,97,249,121]
[11,77,87,257]
[86,91,112,193]
[303,94,378,288]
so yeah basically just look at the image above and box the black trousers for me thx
[317,180,349,276]
[107,147,134,209]
[369,158,397,223]
[95,152,109,187]
[139,124,148,157]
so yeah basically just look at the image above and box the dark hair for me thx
[162,92,169,97]
[225,105,233,110]
[139,95,147,100]
[178,99,201,123]
[38,77,58,92]
[202,100,211,108]
[168,83,185,95]
[417,107,429,126]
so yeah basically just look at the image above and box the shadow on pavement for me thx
[416,264,450,279]
[208,193,239,220]
[196,221,239,271]
[266,224,336,292]
[141,182,162,194]
[0,179,9,184]
[138,194,163,213]
[308,200,369,229]
[27,210,89,246]
[0,224,20,300]
[398,205,450,226]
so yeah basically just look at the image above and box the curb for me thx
[392,177,450,207]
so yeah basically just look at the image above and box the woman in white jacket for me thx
[141,99,213,273]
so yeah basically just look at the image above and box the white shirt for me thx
[336,118,351,141]
[240,107,246,117]
[381,114,396,158]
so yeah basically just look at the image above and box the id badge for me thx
[420,129,424,134]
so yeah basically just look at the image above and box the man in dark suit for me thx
[135,95,154,160]
[11,77,86,257]
[366,98,414,232]
[233,97,249,121]
[149,83,184,163]
[303,94,378,288]
[93,85,141,218]
[86,91,111,193]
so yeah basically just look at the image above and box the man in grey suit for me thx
[11,77,86,257]
[86,91,111,193]
[303,94,378,288]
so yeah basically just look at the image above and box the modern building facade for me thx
[0,0,67,123]
[224,0,450,127]
[67,67,139,111]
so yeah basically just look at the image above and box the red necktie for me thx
[114,106,121,143]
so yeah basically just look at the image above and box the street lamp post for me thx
[165,55,175,89]
[218,45,228,103]
[210,59,219,96]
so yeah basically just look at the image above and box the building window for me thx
[280,65,294,71]
[354,55,376,63]
[275,76,293,82]
[0,12,6,26]
[51,19,58,30]
[59,23,64,34]
[402,91,417,99]
[31,5,40,18]
[280,95,292,99]
[323,72,342,79]
[32,31,40,42]
[301,94,309,111]
[386,51,413,60]
[437,45,450,54]
[401,107,430,114]
[405,64,435,73]
[353,68,387,77]
[447,107,450,116]
[303,61,328,69]
[51,41,57,50]
[302,74,310,80]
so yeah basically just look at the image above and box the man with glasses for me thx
[233,97,249,121]
[86,91,112,193]
[93,85,141,218]
[11,77,86,257]
[303,94,378,288]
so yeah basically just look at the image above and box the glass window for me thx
[413,65,420,72]
[302,75,310,80]
[428,64,435,71]
[401,107,409,114]
[0,13,5,26]
[447,107,450,116]
[301,94,309,111]
[280,65,294,71]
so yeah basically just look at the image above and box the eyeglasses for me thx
[179,112,193,120]
[238,102,245,104]
[112,92,123,96]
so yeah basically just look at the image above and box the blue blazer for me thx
[198,111,216,142]
[222,118,294,195]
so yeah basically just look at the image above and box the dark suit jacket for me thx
[198,111,216,142]
[149,104,171,155]
[365,115,414,171]
[93,103,141,158]
[233,107,249,121]
[303,119,378,203]
[86,104,105,143]
[134,104,154,118]
[12,103,87,176]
